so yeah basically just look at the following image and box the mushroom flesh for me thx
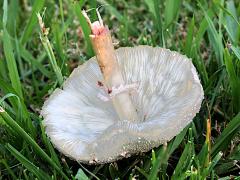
[41,12,204,164]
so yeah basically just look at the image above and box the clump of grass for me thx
[37,11,64,86]
[0,0,240,179]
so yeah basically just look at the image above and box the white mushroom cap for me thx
[41,46,204,164]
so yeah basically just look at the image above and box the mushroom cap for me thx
[41,46,204,164]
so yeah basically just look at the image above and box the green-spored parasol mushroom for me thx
[41,11,204,164]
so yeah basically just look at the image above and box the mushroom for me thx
[41,11,204,164]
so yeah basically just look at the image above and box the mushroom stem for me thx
[83,10,138,122]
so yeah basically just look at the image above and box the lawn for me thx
[0,0,240,179]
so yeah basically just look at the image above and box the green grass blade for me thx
[0,159,18,179]
[168,124,189,155]
[0,79,36,137]
[0,93,22,122]
[172,141,193,178]
[214,160,237,175]
[197,142,209,169]
[146,125,189,179]
[2,0,7,27]
[164,0,181,28]
[199,3,223,66]
[37,13,64,86]
[21,0,45,45]
[148,144,167,180]
[40,36,64,85]
[52,24,67,66]
[6,144,51,180]
[40,123,61,168]
[230,144,240,160]
[143,0,155,17]
[3,29,23,99]
[173,128,195,178]
[224,48,240,112]
[0,57,8,80]
[0,82,19,114]
[191,46,209,86]
[23,169,30,180]
[0,109,68,179]
[195,9,214,49]
[184,16,195,56]
[89,0,97,20]
[97,0,122,21]
[211,113,240,157]
[2,0,23,99]
[222,0,239,43]
[74,2,94,57]
[205,151,223,176]
[109,163,119,179]
[231,45,240,61]
[4,0,19,36]
[75,168,89,180]
[135,166,148,178]
[59,0,65,26]
[144,0,165,46]
[19,45,52,78]
[97,0,136,34]
[154,0,165,46]
[0,78,26,115]
[0,114,6,125]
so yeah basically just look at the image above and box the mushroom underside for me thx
[41,46,204,163]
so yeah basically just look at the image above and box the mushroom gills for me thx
[41,46,204,163]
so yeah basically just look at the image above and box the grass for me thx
[0,0,240,179]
